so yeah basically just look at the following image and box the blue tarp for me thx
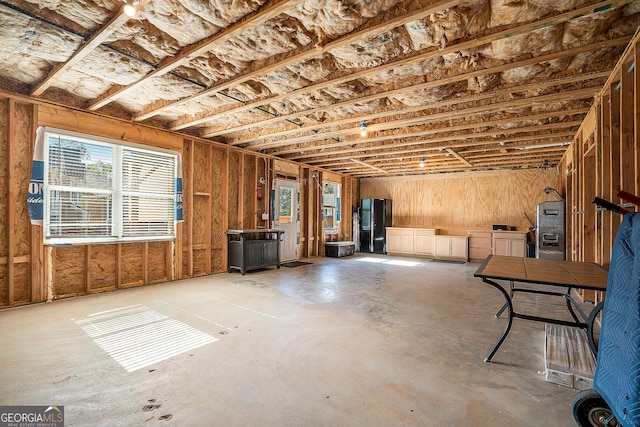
[594,212,640,427]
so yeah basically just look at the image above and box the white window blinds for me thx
[43,130,178,244]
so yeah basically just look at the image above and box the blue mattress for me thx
[594,212,640,427]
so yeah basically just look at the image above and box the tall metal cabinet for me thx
[536,201,566,260]
[359,199,392,253]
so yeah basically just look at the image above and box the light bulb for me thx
[124,4,136,16]
[360,128,366,137]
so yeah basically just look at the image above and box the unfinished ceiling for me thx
[0,0,638,177]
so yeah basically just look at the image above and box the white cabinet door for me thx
[510,239,526,257]
[386,228,414,254]
[414,230,435,255]
[493,239,510,256]
[434,236,451,258]
[450,236,468,260]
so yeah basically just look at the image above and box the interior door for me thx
[273,179,300,262]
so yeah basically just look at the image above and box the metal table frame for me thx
[474,255,608,362]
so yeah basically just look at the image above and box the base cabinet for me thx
[492,231,527,257]
[386,228,415,255]
[386,228,437,257]
[434,236,468,261]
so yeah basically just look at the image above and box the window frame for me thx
[42,128,179,245]
[322,181,341,235]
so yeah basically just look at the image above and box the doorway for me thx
[273,179,300,262]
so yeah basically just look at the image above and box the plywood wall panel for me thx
[89,244,116,290]
[148,242,168,282]
[228,151,241,230]
[210,148,228,273]
[54,246,85,296]
[0,265,6,306]
[192,249,207,276]
[182,254,190,279]
[0,101,8,258]
[256,158,267,228]
[193,142,210,193]
[120,243,144,287]
[361,169,558,232]
[193,197,209,245]
[211,148,226,252]
[243,154,257,229]
[211,249,224,272]
[13,263,30,303]
[13,102,32,257]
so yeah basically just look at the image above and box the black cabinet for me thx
[359,199,392,253]
[226,229,283,275]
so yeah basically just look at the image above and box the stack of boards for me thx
[544,324,596,390]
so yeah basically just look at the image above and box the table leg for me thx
[495,280,514,318]
[586,301,605,358]
[563,287,581,324]
[483,278,515,362]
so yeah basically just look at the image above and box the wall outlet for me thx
[261,213,269,220]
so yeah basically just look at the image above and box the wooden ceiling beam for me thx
[350,159,390,174]
[31,0,153,97]
[178,0,627,132]
[135,0,461,122]
[87,0,298,111]
[446,149,473,167]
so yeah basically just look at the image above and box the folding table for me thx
[474,255,608,362]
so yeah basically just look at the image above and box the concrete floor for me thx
[0,254,581,426]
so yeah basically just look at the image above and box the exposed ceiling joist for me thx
[1,0,636,177]
[31,0,153,97]
[200,69,610,138]
[281,116,585,160]
[351,158,389,174]
[138,0,461,122]
[179,0,629,133]
[446,149,474,167]
[88,0,299,111]
[241,86,598,150]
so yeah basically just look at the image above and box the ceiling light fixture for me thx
[123,0,140,17]
[359,122,367,137]
[419,157,425,167]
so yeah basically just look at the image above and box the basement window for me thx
[322,181,341,234]
[38,129,180,244]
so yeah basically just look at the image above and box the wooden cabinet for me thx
[468,230,492,261]
[492,231,527,257]
[414,228,436,256]
[386,227,437,257]
[434,235,468,261]
[386,228,415,255]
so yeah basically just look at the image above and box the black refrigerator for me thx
[359,199,392,253]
